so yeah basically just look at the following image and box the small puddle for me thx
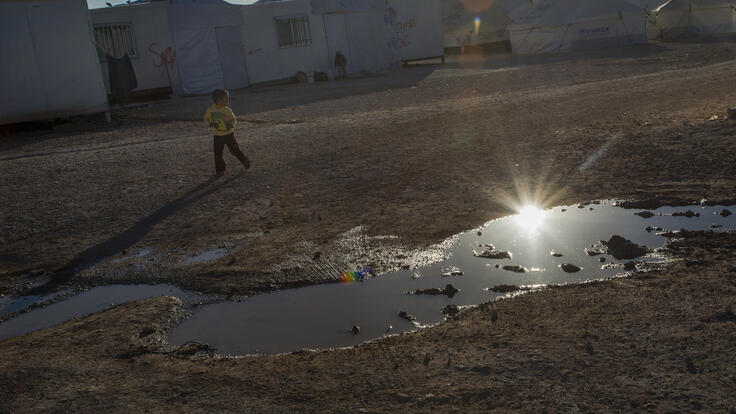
[167,201,735,355]
[0,285,204,342]
[0,290,71,317]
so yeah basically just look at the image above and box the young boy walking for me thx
[204,89,250,176]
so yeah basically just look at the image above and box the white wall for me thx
[90,3,179,94]
[241,0,331,84]
[387,0,444,60]
[0,0,108,124]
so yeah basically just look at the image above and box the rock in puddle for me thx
[412,284,459,298]
[550,250,563,257]
[473,244,511,259]
[560,263,582,273]
[721,209,732,217]
[441,267,463,277]
[585,245,606,256]
[634,211,655,218]
[673,210,700,218]
[502,265,527,273]
[603,235,648,260]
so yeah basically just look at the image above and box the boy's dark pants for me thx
[213,133,249,173]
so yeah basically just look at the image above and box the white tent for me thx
[1,0,108,124]
[652,0,736,39]
[504,0,650,54]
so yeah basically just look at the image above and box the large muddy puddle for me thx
[1,201,733,354]
[168,201,734,355]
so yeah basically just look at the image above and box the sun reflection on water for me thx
[515,205,547,233]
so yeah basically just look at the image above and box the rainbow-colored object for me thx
[340,268,372,283]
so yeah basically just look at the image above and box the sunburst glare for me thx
[515,205,547,233]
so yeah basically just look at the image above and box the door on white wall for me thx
[215,26,249,89]
[323,13,352,75]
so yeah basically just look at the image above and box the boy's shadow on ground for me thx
[28,173,241,295]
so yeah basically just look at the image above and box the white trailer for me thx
[241,0,332,84]
[387,0,444,62]
[90,2,180,97]
[1,0,108,124]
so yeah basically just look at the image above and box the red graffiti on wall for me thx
[148,42,176,68]
[248,47,263,55]
[394,16,416,49]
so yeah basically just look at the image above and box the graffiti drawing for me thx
[148,43,176,68]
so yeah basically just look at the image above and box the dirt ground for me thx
[1,39,736,412]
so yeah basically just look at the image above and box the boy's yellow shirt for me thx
[204,104,237,136]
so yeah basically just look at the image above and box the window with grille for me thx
[275,16,311,48]
[94,23,136,59]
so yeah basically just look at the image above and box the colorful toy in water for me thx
[340,268,372,283]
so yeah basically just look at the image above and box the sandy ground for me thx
[1,39,736,412]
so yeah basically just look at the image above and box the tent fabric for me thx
[505,0,650,54]
[167,3,242,94]
[171,28,225,95]
[652,0,736,38]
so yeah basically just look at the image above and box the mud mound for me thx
[603,235,648,260]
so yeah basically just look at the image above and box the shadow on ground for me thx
[26,174,241,294]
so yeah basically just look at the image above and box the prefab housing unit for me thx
[90,2,180,97]
[387,0,444,61]
[1,0,108,124]
[90,0,442,96]
[241,0,332,84]
[91,0,245,96]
